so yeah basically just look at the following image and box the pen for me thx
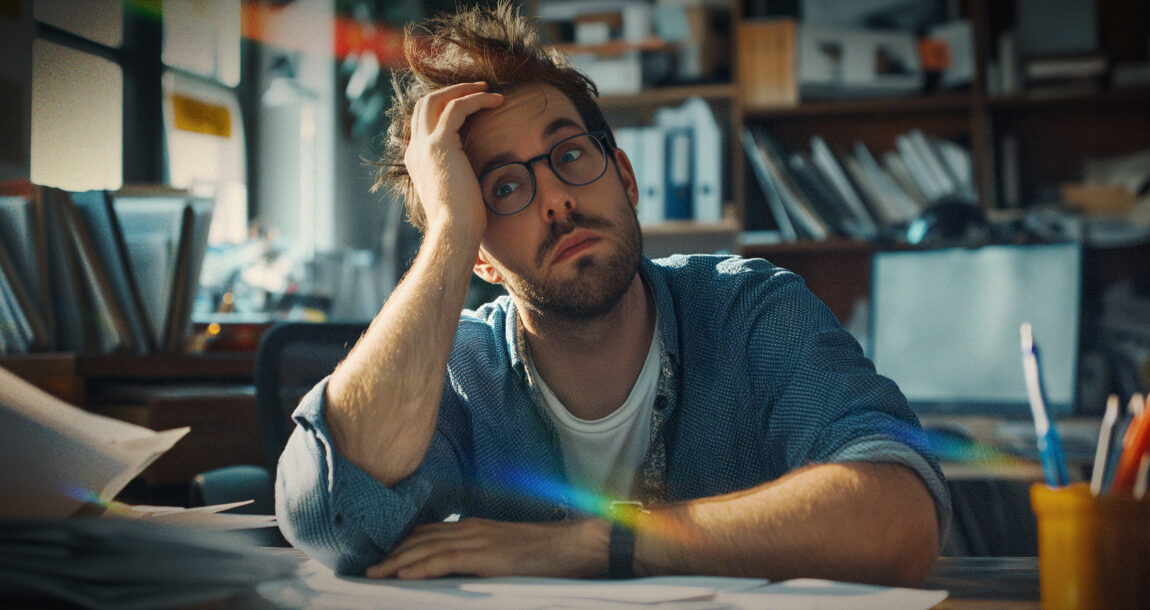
[1134,454,1150,500]
[1020,323,1069,487]
[1090,394,1120,496]
[1111,395,1150,495]
[1102,394,1140,492]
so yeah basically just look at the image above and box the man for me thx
[277,1,949,585]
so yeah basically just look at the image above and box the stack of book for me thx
[742,126,976,242]
[0,182,213,355]
[1024,54,1108,94]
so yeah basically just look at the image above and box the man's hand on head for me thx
[404,81,503,241]
[365,517,610,580]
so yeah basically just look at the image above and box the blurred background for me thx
[2,0,1149,555]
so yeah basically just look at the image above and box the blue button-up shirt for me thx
[276,254,951,575]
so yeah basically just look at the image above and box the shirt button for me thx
[333,514,343,525]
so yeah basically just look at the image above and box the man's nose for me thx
[532,160,576,223]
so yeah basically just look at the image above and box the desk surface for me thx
[240,553,1040,609]
[924,556,1039,608]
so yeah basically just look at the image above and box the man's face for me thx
[463,84,643,320]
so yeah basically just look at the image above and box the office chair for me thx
[189,322,368,519]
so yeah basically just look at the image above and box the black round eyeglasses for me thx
[477,131,611,215]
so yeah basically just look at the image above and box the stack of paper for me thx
[0,365,288,607]
[0,517,298,610]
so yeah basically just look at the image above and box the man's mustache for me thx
[536,212,615,268]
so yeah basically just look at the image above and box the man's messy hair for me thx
[373,0,613,233]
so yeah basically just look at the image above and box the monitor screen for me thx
[869,243,1082,417]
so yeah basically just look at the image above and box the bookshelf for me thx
[541,0,1150,319]
[735,0,1150,320]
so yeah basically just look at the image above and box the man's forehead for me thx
[463,84,585,165]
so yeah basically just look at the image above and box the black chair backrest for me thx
[254,322,368,471]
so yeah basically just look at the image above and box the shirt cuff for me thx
[281,377,434,574]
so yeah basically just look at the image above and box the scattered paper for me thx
[113,501,278,531]
[262,560,947,610]
[715,578,948,610]
[0,365,188,519]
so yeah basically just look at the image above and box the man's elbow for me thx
[888,517,939,586]
[879,492,940,586]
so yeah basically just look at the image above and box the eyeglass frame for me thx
[476,130,614,216]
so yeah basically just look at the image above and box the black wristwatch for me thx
[608,501,646,579]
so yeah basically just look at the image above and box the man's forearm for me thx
[325,224,480,487]
[633,462,939,586]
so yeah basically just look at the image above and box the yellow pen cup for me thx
[1030,482,1150,610]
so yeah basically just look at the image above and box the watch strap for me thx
[608,521,635,579]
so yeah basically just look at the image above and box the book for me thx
[0,264,30,353]
[907,129,959,200]
[71,190,155,354]
[741,127,797,241]
[39,187,89,352]
[637,126,666,225]
[1024,54,1107,81]
[683,97,722,223]
[747,126,829,240]
[808,136,879,237]
[60,193,136,354]
[851,141,921,224]
[161,204,193,353]
[931,137,977,202]
[789,150,869,237]
[0,196,51,329]
[881,151,930,209]
[895,133,947,202]
[111,195,192,350]
[0,239,50,351]
[664,127,693,220]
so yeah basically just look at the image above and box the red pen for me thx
[1111,395,1150,494]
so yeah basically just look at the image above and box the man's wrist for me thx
[609,521,636,578]
[608,501,648,579]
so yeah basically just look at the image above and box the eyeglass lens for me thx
[480,133,607,215]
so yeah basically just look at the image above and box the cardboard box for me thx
[737,18,799,110]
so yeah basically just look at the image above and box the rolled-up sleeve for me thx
[742,263,951,547]
[275,378,465,575]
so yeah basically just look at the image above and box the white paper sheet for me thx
[265,560,947,610]
[0,365,188,519]
[715,578,948,610]
[114,501,278,530]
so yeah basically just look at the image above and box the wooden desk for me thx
[924,557,1039,608]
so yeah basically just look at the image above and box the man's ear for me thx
[613,148,640,209]
[473,250,503,284]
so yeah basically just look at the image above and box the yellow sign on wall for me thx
[171,94,230,138]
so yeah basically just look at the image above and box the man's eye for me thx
[557,148,583,165]
[494,181,521,198]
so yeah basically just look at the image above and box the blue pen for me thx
[1021,323,1069,487]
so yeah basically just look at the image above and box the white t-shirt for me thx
[527,325,662,500]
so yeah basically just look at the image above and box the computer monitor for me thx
[869,243,1082,417]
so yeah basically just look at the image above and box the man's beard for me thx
[498,205,643,322]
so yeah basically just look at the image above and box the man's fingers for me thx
[411,81,502,136]
[434,91,504,136]
[395,550,497,580]
[366,529,491,579]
